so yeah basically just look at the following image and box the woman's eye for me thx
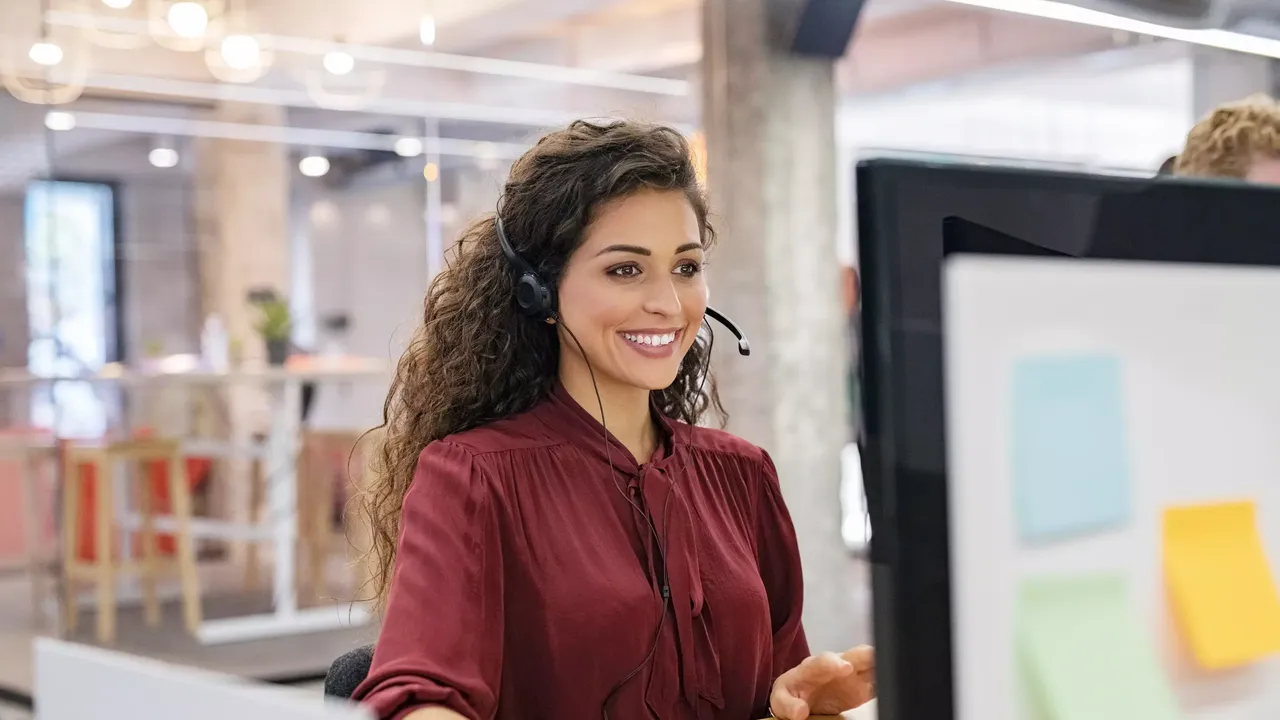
[675,261,702,278]
[608,264,641,278]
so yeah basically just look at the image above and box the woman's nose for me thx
[642,277,683,316]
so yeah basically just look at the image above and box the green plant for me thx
[252,299,292,341]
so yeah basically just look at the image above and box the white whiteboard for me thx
[944,255,1280,720]
[34,638,371,720]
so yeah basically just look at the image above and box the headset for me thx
[494,213,750,718]
[495,217,751,355]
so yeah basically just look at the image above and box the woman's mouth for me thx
[619,329,681,359]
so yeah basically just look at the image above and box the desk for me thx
[0,361,387,643]
[35,637,372,720]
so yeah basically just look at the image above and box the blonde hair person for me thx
[1175,94,1280,183]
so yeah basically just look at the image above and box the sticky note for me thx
[1018,574,1181,720]
[1164,501,1280,669]
[1011,354,1130,541]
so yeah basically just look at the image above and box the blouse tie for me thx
[635,460,724,718]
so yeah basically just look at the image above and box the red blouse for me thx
[353,383,809,720]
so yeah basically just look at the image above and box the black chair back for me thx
[325,645,375,699]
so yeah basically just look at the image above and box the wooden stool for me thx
[63,438,202,644]
[0,432,57,626]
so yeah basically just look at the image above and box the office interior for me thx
[0,0,1277,717]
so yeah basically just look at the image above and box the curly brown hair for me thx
[1175,94,1280,179]
[357,119,724,610]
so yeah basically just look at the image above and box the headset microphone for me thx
[702,306,750,356]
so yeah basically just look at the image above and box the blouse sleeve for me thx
[353,440,504,720]
[755,449,811,680]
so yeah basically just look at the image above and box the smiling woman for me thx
[353,119,874,720]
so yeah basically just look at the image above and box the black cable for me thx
[557,319,672,720]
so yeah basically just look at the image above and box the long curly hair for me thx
[1176,93,1280,178]
[358,119,724,611]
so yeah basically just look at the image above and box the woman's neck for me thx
[559,367,658,463]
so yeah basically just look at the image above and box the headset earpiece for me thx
[495,215,557,321]
[514,272,555,320]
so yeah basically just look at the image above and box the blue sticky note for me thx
[1011,354,1131,542]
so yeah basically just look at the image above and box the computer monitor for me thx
[856,157,1280,720]
[35,638,371,720]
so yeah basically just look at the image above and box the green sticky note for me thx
[1018,574,1181,720]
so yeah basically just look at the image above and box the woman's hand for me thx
[768,646,875,719]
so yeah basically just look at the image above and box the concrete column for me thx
[1191,48,1279,118]
[701,0,856,651]
[194,103,291,357]
[193,103,291,554]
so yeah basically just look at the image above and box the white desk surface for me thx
[35,638,371,720]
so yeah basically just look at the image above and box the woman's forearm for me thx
[401,707,469,720]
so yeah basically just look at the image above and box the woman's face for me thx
[1246,155,1280,185]
[555,188,707,393]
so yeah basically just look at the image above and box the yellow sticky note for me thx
[1164,501,1280,669]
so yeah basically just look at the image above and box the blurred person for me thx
[353,119,875,720]
[1174,94,1280,183]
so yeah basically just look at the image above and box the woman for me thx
[353,119,874,720]
[1174,93,1280,183]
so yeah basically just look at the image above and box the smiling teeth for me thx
[623,332,676,347]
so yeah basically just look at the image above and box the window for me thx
[24,180,119,438]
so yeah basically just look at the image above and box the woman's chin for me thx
[616,367,683,393]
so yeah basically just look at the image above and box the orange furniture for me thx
[62,438,202,644]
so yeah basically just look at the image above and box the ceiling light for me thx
[149,147,179,168]
[299,155,330,177]
[167,2,209,39]
[323,50,354,76]
[28,42,64,67]
[44,112,75,131]
[394,137,423,157]
[220,34,261,70]
[423,162,439,182]
[944,0,1280,59]
[420,15,436,46]
[102,0,134,7]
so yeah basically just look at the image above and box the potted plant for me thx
[248,288,292,365]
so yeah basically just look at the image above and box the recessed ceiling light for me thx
[44,112,75,131]
[102,0,134,8]
[420,15,436,46]
[299,155,330,177]
[28,42,63,67]
[220,34,262,70]
[323,50,354,76]
[149,147,179,168]
[167,2,209,39]
[394,137,423,157]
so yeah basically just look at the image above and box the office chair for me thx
[325,644,375,699]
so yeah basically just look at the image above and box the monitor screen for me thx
[855,158,1280,720]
